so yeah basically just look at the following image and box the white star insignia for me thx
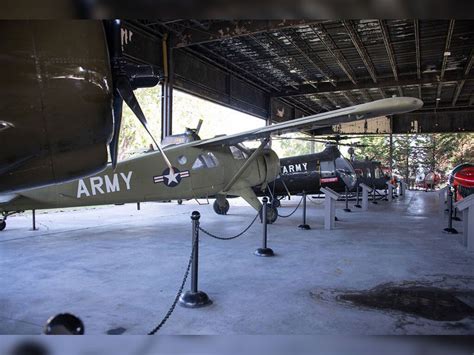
[164,170,179,185]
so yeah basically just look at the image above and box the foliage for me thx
[356,133,474,181]
[117,86,473,177]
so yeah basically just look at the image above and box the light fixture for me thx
[436,98,441,101]
[443,51,451,56]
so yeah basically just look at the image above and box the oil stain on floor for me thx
[338,284,474,322]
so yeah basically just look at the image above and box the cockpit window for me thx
[335,157,354,175]
[320,161,335,177]
[230,145,248,160]
[192,152,219,170]
[335,157,357,189]
[374,167,383,179]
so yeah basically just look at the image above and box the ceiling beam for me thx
[276,71,474,97]
[452,49,474,106]
[342,20,378,83]
[379,20,399,81]
[161,20,321,48]
[323,93,340,108]
[309,24,358,85]
[378,20,404,97]
[437,19,456,108]
[249,33,316,91]
[281,29,336,86]
[414,19,421,80]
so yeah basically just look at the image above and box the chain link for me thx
[199,210,260,240]
[277,195,304,218]
[148,233,197,335]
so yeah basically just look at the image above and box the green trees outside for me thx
[355,133,474,181]
[118,86,473,181]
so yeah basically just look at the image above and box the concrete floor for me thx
[0,191,473,335]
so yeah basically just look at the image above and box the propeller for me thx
[107,20,173,171]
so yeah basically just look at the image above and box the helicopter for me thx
[344,144,391,191]
[0,97,423,231]
[211,142,358,214]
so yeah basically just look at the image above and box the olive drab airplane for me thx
[0,20,161,193]
[212,144,358,216]
[0,97,423,231]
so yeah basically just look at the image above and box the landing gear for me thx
[270,198,281,208]
[0,220,5,231]
[260,203,278,224]
[213,198,230,215]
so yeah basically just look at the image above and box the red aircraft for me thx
[449,163,474,200]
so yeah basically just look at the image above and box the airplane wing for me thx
[191,97,423,147]
[0,194,19,205]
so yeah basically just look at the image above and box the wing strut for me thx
[222,138,269,193]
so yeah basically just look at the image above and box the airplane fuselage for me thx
[253,145,357,198]
[1,144,279,212]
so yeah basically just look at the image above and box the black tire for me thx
[213,199,230,215]
[260,204,278,224]
[267,206,278,224]
[271,198,281,208]
[0,220,6,231]
[177,199,183,205]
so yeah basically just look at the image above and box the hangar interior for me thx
[123,19,474,135]
[1,20,474,336]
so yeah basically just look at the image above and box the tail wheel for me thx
[0,220,6,231]
[213,199,230,215]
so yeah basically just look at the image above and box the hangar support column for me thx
[161,33,174,140]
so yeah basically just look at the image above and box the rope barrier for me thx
[277,195,304,218]
[148,235,197,335]
[199,210,260,240]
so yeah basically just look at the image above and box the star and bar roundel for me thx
[153,167,190,187]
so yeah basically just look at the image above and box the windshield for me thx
[335,157,357,190]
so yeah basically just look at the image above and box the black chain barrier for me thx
[148,235,197,335]
[199,209,261,240]
[277,195,304,218]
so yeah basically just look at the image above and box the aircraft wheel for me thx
[271,198,281,208]
[267,205,278,224]
[261,204,278,224]
[213,199,230,215]
[0,220,6,231]
[177,199,183,205]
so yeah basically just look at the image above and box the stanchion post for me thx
[343,186,351,212]
[255,197,274,257]
[179,211,212,308]
[32,209,37,231]
[452,185,461,221]
[443,188,458,234]
[137,202,141,211]
[372,186,378,204]
[298,192,311,230]
[354,185,361,208]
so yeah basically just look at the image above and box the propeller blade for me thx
[116,76,174,172]
[109,91,123,169]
